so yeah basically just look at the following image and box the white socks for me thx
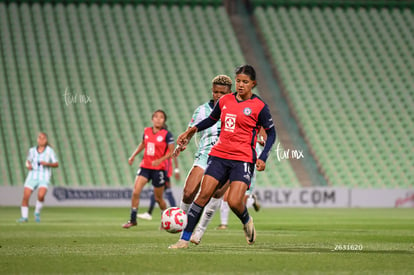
[180,202,191,213]
[21,206,29,219]
[198,197,222,231]
[220,201,230,226]
[21,200,44,219]
[246,195,254,208]
[35,200,43,214]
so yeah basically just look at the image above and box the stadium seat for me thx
[254,5,413,188]
[0,2,300,188]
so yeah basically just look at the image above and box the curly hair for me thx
[212,75,232,87]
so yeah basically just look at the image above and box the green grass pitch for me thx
[0,207,413,274]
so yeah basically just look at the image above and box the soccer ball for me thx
[161,207,187,233]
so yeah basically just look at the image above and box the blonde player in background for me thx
[17,132,59,223]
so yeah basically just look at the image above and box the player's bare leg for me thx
[153,186,167,211]
[180,166,204,212]
[169,175,220,249]
[18,187,32,223]
[21,188,32,207]
[123,176,147,228]
[34,187,47,222]
[251,194,261,212]
[217,188,230,230]
[191,181,230,244]
[227,181,256,245]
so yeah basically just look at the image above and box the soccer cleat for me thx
[34,213,41,223]
[216,224,228,230]
[190,228,203,245]
[243,216,256,245]
[137,212,152,220]
[17,217,28,223]
[122,220,137,229]
[168,239,189,249]
[252,194,261,212]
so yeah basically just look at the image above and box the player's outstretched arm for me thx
[176,126,198,148]
[173,156,180,180]
[39,161,59,168]
[174,103,220,157]
[152,143,175,167]
[26,160,33,170]
[128,141,145,165]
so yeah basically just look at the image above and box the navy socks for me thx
[181,202,204,241]
[130,208,137,222]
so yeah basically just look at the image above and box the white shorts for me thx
[24,177,49,190]
[192,152,209,170]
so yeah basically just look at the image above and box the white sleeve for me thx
[49,148,58,163]
[188,105,205,128]
[188,106,200,128]
[26,148,33,162]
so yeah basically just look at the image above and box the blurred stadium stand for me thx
[0,1,300,188]
[0,0,412,189]
[253,1,413,187]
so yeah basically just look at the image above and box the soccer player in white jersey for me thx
[177,75,232,214]
[17,132,59,223]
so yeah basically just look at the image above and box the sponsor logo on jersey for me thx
[147,142,155,156]
[156,136,164,142]
[145,135,149,139]
[243,107,252,116]
[224,113,237,132]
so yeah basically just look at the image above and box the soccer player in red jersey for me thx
[137,156,180,221]
[123,110,175,228]
[169,65,276,248]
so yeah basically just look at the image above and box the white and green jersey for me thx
[26,145,58,183]
[188,100,220,158]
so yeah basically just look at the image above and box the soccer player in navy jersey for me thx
[123,110,175,229]
[169,65,276,248]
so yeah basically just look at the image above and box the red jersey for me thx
[208,93,274,163]
[140,127,174,170]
